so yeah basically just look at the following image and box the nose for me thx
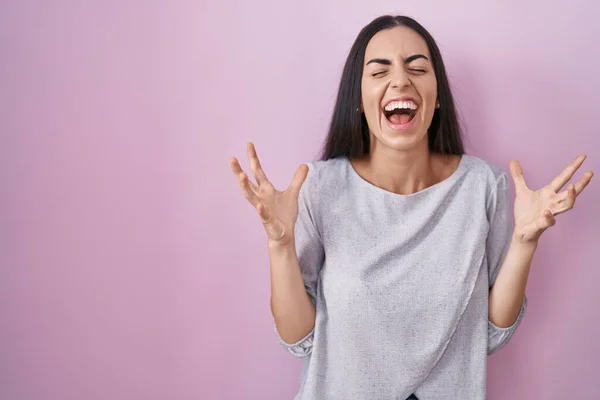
[391,68,411,89]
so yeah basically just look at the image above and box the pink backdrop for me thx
[1,1,599,399]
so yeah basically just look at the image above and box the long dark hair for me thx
[320,15,464,160]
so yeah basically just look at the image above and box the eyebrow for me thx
[366,54,429,66]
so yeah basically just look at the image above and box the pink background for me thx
[1,1,599,399]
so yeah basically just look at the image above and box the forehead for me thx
[364,26,430,63]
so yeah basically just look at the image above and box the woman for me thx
[230,15,592,399]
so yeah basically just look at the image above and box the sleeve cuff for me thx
[487,295,528,355]
[274,323,315,358]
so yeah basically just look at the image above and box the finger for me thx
[231,156,259,189]
[288,164,309,197]
[239,173,260,205]
[231,157,260,205]
[230,156,246,181]
[247,142,269,185]
[555,189,570,202]
[546,210,557,227]
[573,170,594,196]
[552,184,577,216]
[549,154,587,192]
[538,209,556,230]
[509,160,530,194]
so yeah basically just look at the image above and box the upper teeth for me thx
[384,100,417,111]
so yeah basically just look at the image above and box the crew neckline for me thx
[345,154,469,198]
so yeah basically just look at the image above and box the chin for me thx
[384,122,427,147]
[376,128,427,152]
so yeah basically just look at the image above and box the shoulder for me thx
[304,157,349,187]
[305,157,347,173]
[461,155,511,214]
[462,154,508,188]
[296,158,350,210]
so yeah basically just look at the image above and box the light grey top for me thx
[274,154,527,400]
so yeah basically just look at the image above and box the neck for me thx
[351,141,455,196]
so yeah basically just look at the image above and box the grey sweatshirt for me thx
[274,154,527,399]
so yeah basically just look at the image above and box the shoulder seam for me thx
[486,171,508,212]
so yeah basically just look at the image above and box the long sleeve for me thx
[486,172,528,355]
[274,163,325,357]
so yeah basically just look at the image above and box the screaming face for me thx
[361,26,438,152]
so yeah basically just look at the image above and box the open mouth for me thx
[383,100,418,126]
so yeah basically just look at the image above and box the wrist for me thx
[268,237,295,252]
[511,230,539,250]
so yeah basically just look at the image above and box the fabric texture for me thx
[274,155,527,399]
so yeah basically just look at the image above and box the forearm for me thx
[488,233,537,327]
[269,240,316,343]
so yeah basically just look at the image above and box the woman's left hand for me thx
[509,154,594,244]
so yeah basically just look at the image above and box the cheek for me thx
[414,78,437,124]
[361,79,386,103]
[360,82,384,133]
[363,91,387,128]
[424,78,438,103]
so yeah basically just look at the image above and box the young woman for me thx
[230,15,593,400]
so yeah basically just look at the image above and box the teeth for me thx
[384,100,418,111]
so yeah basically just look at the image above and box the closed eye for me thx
[372,71,388,77]
[409,68,426,73]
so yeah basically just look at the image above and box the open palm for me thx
[510,154,593,244]
[230,143,308,246]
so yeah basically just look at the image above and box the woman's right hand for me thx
[230,142,309,247]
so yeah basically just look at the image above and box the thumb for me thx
[288,164,309,197]
[509,159,529,194]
